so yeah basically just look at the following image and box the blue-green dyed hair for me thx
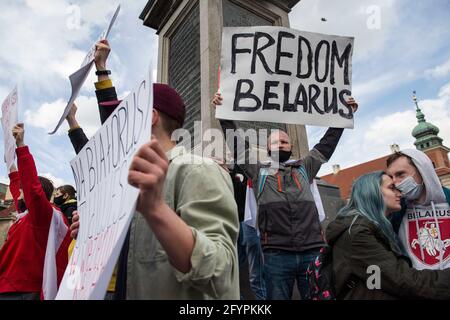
[338,171,401,251]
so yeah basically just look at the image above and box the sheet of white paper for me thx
[1,86,19,170]
[56,69,153,300]
[49,4,121,135]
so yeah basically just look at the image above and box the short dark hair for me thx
[38,176,55,201]
[386,152,415,168]
[57,185,76,200]
[159,111,183,137]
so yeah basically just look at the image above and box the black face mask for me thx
[53,195,65,206]
[18,199,27,213]
[268,150,292,163]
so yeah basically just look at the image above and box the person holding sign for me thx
[69,84,240,299]
[0,124,71,300]
[66,39,122,154]
[212,92,358,300]
[124,85,239,299]
[64,39,120,299]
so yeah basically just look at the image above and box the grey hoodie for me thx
[397,149,450,270]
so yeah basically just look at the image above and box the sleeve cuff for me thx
[16,146,30,157]
[68,126,81,134]
[173,228,216,283]
[95,79,113,90]
[8,171,19,179]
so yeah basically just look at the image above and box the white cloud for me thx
[49,49,87,80]
[352,71,417,105]
[25,95,102,137]
[319,81,450,176]
[0,0,119,95]
[290,0,399,62]
[41,172,69,188]
[425,58,450,78]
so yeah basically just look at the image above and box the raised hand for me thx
[12,123,25,148]
[94,39,111,71]
[211,92,223,108]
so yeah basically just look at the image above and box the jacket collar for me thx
[166,145,187,162]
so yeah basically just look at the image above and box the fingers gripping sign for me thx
[70,211,80,240]
[128,136,169,215]
[12,123,25,147]
[94,39,111,71]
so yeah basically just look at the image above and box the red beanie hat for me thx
[99,83,185,126]
[153,83,186,126]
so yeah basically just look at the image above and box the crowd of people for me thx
[0,39,449,300]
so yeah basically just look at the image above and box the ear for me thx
[152,109,159,127]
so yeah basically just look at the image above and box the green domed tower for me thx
[412,91,443,151]
[410,91,450,187]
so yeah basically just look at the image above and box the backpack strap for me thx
[297,165,310,183]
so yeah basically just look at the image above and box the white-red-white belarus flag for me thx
[244,179,258,229]
[311,179,326,223]
[42,208,69,300]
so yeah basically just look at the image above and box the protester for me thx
[65,39,120,300]
[70,82,240,299]
[212,92,358,300]
[122,83,240,299]
[0,124,71,300]
[53,185,77,225]
[387,150,450,270]
[327,171,450,299]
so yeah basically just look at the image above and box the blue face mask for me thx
[395,175,424,201]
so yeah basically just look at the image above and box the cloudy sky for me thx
[0,0,449,187]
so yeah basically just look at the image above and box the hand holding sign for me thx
[212,92,223,108]
[49,5,120,135]
[65,103,80,130]
[94,40,111,72]
[66,102,78,121]
[12,123,25,148]
[128,136,169,216]
[346,96,358,113]
[70,211,79,240]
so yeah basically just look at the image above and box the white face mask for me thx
[395,175,424,201]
